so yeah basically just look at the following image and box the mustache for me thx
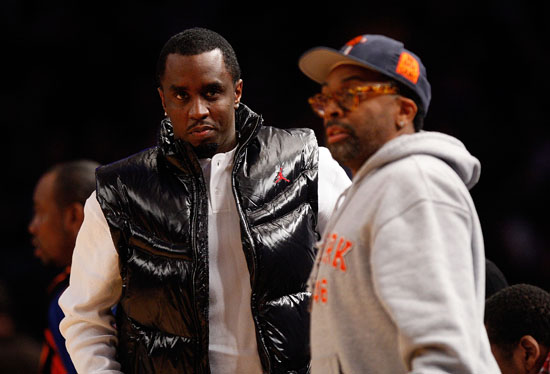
[187,120,217,131]
[325,121,356,134]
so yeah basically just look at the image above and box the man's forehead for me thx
[165,50,225,72]
[162,50,232,89]
[34,171,57,200]
[168,48,222,59]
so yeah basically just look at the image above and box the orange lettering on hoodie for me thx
[332,238,353,272]
[321,233,338,264]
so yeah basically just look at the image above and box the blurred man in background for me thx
[29,159,99,374]
[485,283,550,374]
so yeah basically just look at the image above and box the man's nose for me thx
[323,99,345,122]
[28,216,37,235]
[189,97,209,120]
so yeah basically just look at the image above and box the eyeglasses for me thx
[308,83,399,117]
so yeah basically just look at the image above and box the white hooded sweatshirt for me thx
[309,131,501,374]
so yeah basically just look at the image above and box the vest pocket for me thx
[122,244,196,337]
[118,316,198,373]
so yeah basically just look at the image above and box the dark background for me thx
[1,0,549,341]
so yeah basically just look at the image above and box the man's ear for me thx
[518,335,541,372]
[234,79,243,109]
[158,87,167,113]
[62,202,85,236]
[395,96,417,130]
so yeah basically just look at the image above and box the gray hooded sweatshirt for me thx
[309,131,501,374]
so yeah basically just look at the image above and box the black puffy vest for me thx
[96,104,318,373]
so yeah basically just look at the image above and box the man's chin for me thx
[37,256,54,268]
[328,143,355,163]
[193,143,219,159]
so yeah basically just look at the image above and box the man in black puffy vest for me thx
[59,28,350,374]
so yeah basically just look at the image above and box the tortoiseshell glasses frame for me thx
[308,82,399,117]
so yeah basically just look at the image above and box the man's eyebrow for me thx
[169,84,187,92]
[203,82,224,91]
[170,84,187,90]
[169,82,225,92]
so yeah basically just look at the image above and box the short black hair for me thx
[156,27,241,85]
[485,284,550,354]
[47,160,100,208]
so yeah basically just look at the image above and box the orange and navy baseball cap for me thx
[299,34,431,118]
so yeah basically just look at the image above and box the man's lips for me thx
[326,125,350,144]
[31,237,41,254]
[187,124,216,140]
[189,124,215,133]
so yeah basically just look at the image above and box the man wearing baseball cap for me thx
[299,35,501,373]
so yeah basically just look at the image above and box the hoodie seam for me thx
[411,154,437,201]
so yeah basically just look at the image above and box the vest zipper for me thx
[186,159,209,374]
[232,115,272,372]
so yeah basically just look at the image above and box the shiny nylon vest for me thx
[96,105,319,373]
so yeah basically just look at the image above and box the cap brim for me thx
[298,47,384,84]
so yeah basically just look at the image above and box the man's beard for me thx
[326,126,361,165]
[193,143,219,159]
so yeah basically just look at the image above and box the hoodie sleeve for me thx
[59,192,123,374]
[371,196,486,374]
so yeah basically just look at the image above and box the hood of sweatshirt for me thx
[354,131,481,190]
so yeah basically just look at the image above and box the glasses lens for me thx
[309,84,396,117]
[309,94,327,116]
[339,91,356,111]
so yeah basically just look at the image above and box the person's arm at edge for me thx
[49,292,77,374]
[316,146,351,234]
[59,191,123,374]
